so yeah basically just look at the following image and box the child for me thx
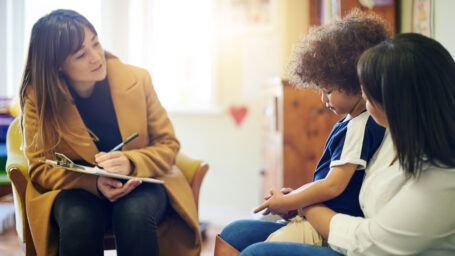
[251,10,389,246]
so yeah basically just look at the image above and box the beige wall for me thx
[399,0,413,32]
[170,0,310,225]
[279,0,310,78]
[400,0,455,57]
[433,0,455,57]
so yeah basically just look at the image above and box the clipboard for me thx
[43,152,164,184]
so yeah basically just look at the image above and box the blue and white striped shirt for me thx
[313,111,385,217]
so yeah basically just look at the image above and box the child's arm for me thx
[254,163,358,215]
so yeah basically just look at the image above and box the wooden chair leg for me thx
[214,235,240,256]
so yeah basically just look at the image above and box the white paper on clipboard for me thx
[43,153,164,184]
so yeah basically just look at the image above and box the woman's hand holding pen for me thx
[95,151,132,175]
[95,132,138,175]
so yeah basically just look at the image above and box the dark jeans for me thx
[52,183,168,256]
[220,219,343,256]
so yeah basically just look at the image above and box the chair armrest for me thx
[176,153,209,211]
[7,167,28,245]
[6,146,30,241]
[8,167,37,255]
[5,117,36,254]
[190,162,208,210]
[8,167,27,202]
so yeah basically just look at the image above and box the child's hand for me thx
[263,187,294,200]
[254,189,288,215]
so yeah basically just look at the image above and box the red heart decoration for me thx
[229,106,248,126]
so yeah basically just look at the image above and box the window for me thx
[2,0,216,112]
[24,0,102,41]
[127,0,216,112]
[0,0,102,97]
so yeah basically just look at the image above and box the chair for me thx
[5,118,209,255]
[214,235,240,256]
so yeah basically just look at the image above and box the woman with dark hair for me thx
[298,33,455,255]
[20,9,201,256]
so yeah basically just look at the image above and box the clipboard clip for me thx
[54,152,84,170]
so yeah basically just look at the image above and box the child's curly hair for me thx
[288,9,390,95]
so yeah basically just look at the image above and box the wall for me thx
[400,0,455,57]
[170,0,310,225]
[433,0,455,57]
[0,0,25,97]
[0,0,6,96]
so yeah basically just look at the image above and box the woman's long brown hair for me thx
[19,9,100,155]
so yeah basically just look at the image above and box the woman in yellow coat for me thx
[19,9,201,256]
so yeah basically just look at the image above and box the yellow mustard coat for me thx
[22,56,201,256]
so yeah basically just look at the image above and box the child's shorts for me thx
[266,215,324,246]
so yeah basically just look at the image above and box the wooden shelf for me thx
[260,80,339,196]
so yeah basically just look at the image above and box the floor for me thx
[0,216,222,256]
[0,225,23,256]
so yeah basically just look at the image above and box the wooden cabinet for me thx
[260,80,339,197]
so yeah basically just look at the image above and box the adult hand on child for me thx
[281,209,298,220]
[280,187,294,195]
[97,176,142,202]
[95,151,133,175]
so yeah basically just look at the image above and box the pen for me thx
[109,132,139,152]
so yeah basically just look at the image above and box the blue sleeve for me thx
[360,117,387,164]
